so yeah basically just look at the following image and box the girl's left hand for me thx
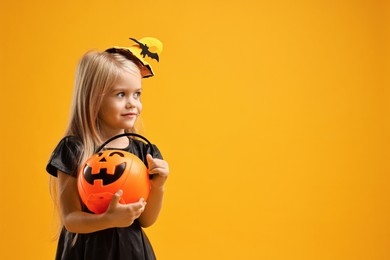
[146,154,169,189]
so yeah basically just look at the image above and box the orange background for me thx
[1,0,389,259]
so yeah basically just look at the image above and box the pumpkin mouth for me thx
[83,162,126,185]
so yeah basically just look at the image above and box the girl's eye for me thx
[134,92,142,99]
[117,92,125,98]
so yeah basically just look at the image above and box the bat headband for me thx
[105,37,163,78]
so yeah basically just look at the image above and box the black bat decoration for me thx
[83,162,126,185]
[129,38,159,62]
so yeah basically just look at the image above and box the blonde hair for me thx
[50,50,142,239]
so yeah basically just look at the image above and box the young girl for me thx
[46,37,169,260]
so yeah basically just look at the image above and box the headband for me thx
[105,37,163,78]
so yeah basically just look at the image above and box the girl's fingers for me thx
[146,154,154,167]
[148,168,169,177]
[109,190,123,206]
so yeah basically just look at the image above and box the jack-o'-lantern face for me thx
[82,150,129,186]
[78,148,150,214]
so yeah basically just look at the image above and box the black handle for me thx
[96,133,155,155]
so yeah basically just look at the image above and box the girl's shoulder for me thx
[46,135,83,177]
[53,135,84,158]
[128,138,164,164]
[60,135,83,147]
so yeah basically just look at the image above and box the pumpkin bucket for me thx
[77,133,154,214]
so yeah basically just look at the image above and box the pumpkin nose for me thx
[99,157,107,162]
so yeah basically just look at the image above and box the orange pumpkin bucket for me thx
[77,133,154,214]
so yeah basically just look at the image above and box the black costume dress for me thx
[46,136,163,260]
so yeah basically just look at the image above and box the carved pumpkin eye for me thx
[109,151,125,157]
[97,151,124,162]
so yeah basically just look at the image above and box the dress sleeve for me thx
[129,139,164,167]
[149,144,163,160]
[46,136,83,178]
[143,143,164,169]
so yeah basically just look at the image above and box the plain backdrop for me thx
[0,0,389,259]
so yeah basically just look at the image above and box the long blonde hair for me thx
[50,50,142,238]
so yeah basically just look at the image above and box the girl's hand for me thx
[146,154,169,189]
[104,190,147,228]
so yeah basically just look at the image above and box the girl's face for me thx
[98,70,142,137]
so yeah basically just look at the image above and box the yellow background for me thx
[1,0,389,259]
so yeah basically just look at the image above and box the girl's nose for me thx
[126,98,136,108]
[126,101,134,108]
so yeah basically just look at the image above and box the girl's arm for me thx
[138,154,169,227]
[58,171,146,234]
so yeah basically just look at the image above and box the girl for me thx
[46,37,169,260]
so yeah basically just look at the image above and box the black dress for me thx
[46,136,163,260]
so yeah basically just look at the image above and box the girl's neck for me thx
[100,130,130,149]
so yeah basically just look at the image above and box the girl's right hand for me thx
[104,190,147,228]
